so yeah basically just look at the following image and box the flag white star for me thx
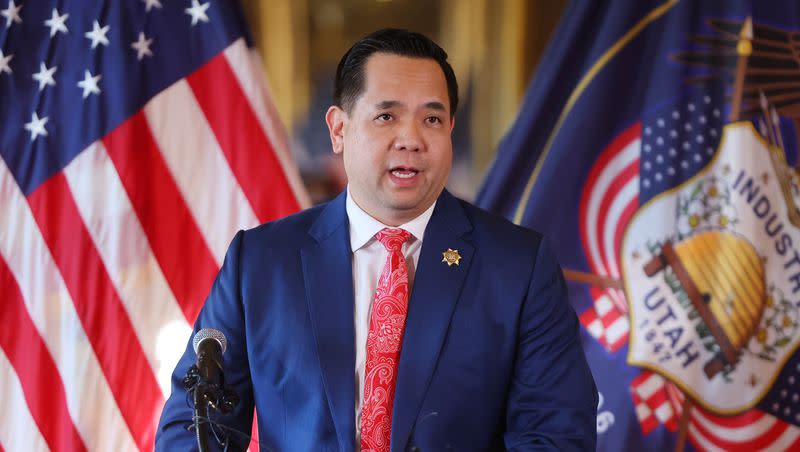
[131,32,154,60]
[143,0,162,12]
[1,0,22,27]
[85,20,110,49]
[77,70,101,98]
[0,49,12,75]
[44,8,69,37]
[32,62,57,91]
[185,0,210,26]
[24,112,49,141]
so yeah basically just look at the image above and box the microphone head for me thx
[192,328,227,355]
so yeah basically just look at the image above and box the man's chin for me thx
[384,197,435,216]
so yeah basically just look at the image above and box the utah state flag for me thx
[479,1,800,450]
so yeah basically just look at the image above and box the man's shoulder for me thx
[446,195,555,286]
[239,200,332,247]
[452,196,544,249]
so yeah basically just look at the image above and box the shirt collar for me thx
[345,187,436,252]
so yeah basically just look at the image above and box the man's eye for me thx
[426,116,442,125]
[375,113,392,121]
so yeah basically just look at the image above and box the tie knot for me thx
[376,228,411,252]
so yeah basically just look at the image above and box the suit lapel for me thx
[392,191,474,451]
[301,192,356,452]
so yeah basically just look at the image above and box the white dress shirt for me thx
[346,188,436,447]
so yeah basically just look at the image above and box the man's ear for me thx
[326,106,347,155]
[449,115,456,132]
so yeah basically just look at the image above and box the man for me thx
[156,29,597,451]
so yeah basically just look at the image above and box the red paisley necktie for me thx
[360,227,412,452]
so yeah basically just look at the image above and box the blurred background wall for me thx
[239,0,567,203]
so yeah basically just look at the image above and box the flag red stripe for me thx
[646,388,668,411]
[608,333,627,351]
[689,411,787,450]
[187,53,300,223]
[26,173,162,451]
[594,159,638,274]
[249,414,259,452]
[638,417,658,434]
[0,258,87,452]
[696,407,764,428]
[613,197,639,268]
[630,389,658,434]
[578,122,641,272]
[103,113,218,324]
[640,418,658,435]
[631,370,655,388]
[579,308,598,325]
[600,308,621,328]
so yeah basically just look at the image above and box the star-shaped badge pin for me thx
[442,248,461,267]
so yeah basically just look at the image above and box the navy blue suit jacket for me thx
[156,190,597,451]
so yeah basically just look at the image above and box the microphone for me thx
[186,328,234,452]
[193,328,227,386]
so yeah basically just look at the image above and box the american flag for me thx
[578,93,800,450]
[0,1,308,450]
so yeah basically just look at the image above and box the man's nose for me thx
[393,121,422,152]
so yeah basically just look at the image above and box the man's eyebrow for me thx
[375,100,401,110]
[424,101,447,112]
[373,100,447,112]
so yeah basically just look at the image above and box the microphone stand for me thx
[185,330,239,451]
[183,360,239,452]
[193,381,212,452]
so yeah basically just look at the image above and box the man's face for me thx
[326,53,454,226]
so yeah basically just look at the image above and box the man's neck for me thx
[346,190,437,227]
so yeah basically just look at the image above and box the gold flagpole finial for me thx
[737,17,753,56]
[729,16,753,122]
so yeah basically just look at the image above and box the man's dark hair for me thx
[333,28,459,118]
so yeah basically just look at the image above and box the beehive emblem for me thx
[643,231,766,378]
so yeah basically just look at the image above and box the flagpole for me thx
[674,17,749,452]
[674,398,693,452]
[562,268,624,290]
[728,17,752,122]
[759,92,780,146]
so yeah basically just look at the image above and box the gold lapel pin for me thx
[442,248,461,267]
